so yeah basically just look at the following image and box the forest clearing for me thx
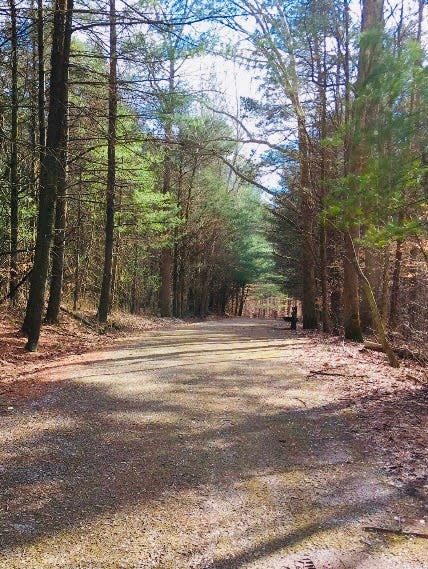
[1,0,428,567]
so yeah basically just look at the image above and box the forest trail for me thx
[0,319,426,569]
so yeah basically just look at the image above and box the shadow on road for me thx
[0,320,425,567]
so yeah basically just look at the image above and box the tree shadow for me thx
[0,321,425,566]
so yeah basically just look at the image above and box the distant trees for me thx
[0,0,426,359]
[0,0,273,349]
[225,0,427,357]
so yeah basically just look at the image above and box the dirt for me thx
[0,305,191,402]
[0,318,427,568]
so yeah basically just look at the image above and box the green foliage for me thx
[326,39,428,246]
[228,187,275,286]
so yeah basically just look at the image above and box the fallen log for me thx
[364,341,386,353]
[363,341,427,363]
[308,370,366,378]
[59,306,97,329]
[0,269,32,304]
[363,526,428,539]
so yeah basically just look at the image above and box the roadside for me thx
[277,330,427,501]
[0,305,189,402]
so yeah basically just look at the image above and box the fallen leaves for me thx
[295,329,427,495]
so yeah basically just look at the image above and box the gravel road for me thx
[0,319,426,568]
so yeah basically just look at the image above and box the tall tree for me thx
[23,0,74,350]
[8,0,18,302]
[234,0,319,328]
[345,0,399,364]
[37,0,45,160]
[98,0,117,324]
[159,57,175,317]
[45,105,69,323]
[340,0,364,341]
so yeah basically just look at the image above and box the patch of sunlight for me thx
[105,409,184,425]
[0,416,77,445]
[207,437,235,449]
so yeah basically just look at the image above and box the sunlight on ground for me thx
[0,321,426,568]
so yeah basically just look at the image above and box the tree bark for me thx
[37,0,45,159]
[23,0,73,351]
[158,59,175,317]
[343,0,384,342]
[341,0,361,340]
[298,118,318,329]
[356,264,398,367]
[314,20,330,333]
[359,248,376,331]
[347,233,398,366]
[98,0,117,324]
[73,175,82,311]
[8,0,18,302]
[343,231,363,340]
[159,247,173,316]
[45,110,68,323]
[238,285,248,317]
[380,247,390,324]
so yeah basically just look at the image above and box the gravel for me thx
[0,319,426,568]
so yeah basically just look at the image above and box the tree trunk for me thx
[343,231,363,340]
[159,247,173,316]
[98,0,117,324]
[389,238,403,329]
[319,222,330,332]
[158,58,175,317]
[314,23,330,333]
[110,183,123,311]
[172,240,179,317]
[298,118,318,329]
[73,176,82,311]
[130,242,139,314]
[179,250,186,318]
[8,0,18,302]
[341,0,361,340]
[37,0,45,159]
[380,247,390,325]
[356,262,398,367]
[327,227,342,333]
[45,113,68,323]
[238,285,247,317]
[343,0,384,342]
[23,0,73,351]
[360,248,376,331]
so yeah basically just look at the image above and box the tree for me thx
[97,0,117,324]
[7,0,18,302]
[230,0,319,328]
[23,0,74,350]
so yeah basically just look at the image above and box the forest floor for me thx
[0,317,427,568]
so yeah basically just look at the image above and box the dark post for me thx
[291,306,297,330]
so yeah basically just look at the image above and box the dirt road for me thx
[1,319,426,568]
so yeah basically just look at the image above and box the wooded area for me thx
[0,0,427,358]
